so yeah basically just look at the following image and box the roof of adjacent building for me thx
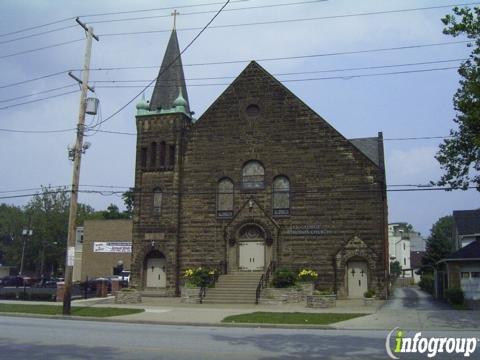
[149,29,190,114]
[453,209,480,236]
[349,137,381,167]
[443,239,480,260]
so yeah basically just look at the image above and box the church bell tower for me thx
[131,17,191,295]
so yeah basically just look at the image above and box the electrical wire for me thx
[0,38,84,60]
[0,84,77,104]
[0,90,79,111]
[0,70,69,89]
[89,0,232,130]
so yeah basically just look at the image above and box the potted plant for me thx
[181,267,214,303]
[363,289,376,305]
[297,268,318,295]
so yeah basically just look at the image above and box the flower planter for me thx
[363,297,376,306]
[181,286,201,304]
[115,289,142,304]
[298,282,314,297]
[306,294,336,308]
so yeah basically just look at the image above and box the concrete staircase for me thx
[202,271,263,304]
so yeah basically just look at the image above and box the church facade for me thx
[130,29,389,299]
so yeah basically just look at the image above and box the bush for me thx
[364,289,376,298]
[419,273,434,294]
[272,268,297,288]
[297,269,318,282]
[445,288,464,305]
[183,267,214,287]
[30,293,54,301]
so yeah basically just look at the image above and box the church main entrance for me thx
[144,251,166,288]
[238,225,265,271]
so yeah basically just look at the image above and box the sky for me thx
[0,0,479,236]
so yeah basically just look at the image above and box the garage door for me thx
[460,271,480,300]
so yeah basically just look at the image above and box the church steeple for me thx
[149,19,190,115]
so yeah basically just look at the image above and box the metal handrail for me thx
[199,261,226,304]
[255,261,276,304]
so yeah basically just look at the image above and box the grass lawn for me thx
[222,312,367,325]
[0,303,144,317]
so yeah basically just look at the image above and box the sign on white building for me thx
[93,242,132,253]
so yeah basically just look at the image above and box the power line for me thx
[0,90,79,111]
[88,58,466,83]
[0,127,75,134]
[99,2,480,37]
[87,1,475,27]
[384,136,452,141]
[0,186,477,200]
[0,84,77,104]
[91,66,459,89]
[0,38,84,60]
[90,0,233,130]
[0,70,69,89]
[0,0,248,38]
[0,25,77,45]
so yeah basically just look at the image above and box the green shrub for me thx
[445,288,464,305]
[272,268,297,288]
[363,289,376,298]
[3,292,18,300]
[183,267,213,287]
[419,273,434,294]
[29,293,54,301]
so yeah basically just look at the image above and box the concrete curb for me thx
[0,312,337,330]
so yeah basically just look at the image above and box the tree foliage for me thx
[423,215,454,267]
[389,260,402,278]
[436,6,480,189]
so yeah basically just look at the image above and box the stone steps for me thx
[202,271,262,304]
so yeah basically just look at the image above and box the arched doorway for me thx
[144,250,166,288]
[347,258,368,298]
[238,225,265,271]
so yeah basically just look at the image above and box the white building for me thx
[388,223,412,272]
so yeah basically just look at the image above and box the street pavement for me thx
[334,287,480,330]
[0,315,477,360]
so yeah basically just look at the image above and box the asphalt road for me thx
[0,316,478,360]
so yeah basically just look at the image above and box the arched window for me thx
[242,161,264,189]
[169,144,175,168]
[140,147,147,168]
[153,188,162,215]
[150,142,157,168]
[273,176,290,215]
[159,141,166,167]
[217,178,233,217]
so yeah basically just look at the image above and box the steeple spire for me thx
[149,23,190,115]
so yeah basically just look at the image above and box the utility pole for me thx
[63,18,99,316]
[19,217,32,276]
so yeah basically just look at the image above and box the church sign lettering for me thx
[285,225,330,236]
[93,242,132,253]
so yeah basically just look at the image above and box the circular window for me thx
[246,104,260,116]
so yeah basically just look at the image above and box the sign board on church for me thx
[285,225,330,236]
[93,242,132,253]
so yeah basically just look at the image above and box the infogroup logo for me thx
[385,327,478,359]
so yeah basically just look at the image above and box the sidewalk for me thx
[0,296,383,327]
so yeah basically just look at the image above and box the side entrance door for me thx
[239,241,265,271]
[146,257,166,288]
[347,261,368,298]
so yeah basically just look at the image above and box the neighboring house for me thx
[388,223,413,274]
[453,209,480,249]
[436,239,480,301]
[130,26,389,301]
[80,220,132,281]
[410,250,426,284]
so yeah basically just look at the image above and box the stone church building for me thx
[130,27,389,299]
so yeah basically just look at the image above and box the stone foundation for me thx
[115,289,142,304]
[306,294,336,308]
[181,287,201,304]
[259,283,314,305]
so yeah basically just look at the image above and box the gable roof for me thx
[196,61,384,170]
[443,239,480,261]
[150,29,190,114]
[453,209,480,236]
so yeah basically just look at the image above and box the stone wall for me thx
[131,61,388,296]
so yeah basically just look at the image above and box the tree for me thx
[390,260,402,278]
[423,216,454,267]
[101,204,130,220]
[122,188,134,218]
[436,6,480,189]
